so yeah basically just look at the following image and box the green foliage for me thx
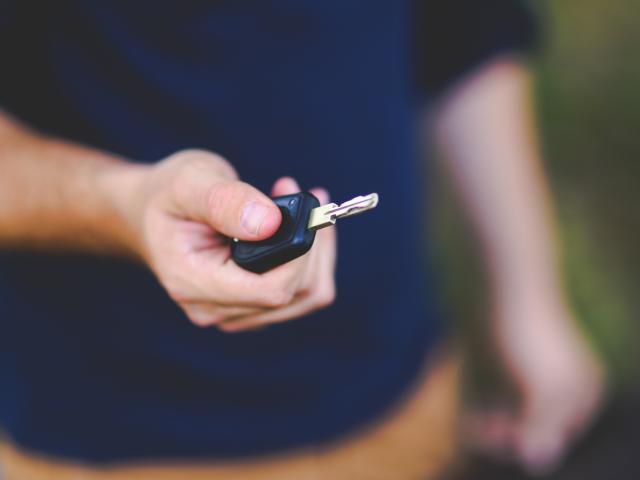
[536,0,639,384]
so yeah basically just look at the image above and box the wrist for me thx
[92,158,151,261]
[486,249,567,315]
[34,134,154,259]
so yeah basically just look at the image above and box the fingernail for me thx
[241,202,271,236]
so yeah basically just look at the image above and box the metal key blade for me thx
[307,193,379,231]
[328,193,379,219]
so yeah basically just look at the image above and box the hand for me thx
[123,149,336,332]
[466,292,606,476]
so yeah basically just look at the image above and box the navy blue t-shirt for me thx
[0,0,536,462]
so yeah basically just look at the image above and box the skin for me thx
[0,57,603,474]
[433,57,605,475]
[0,116,336,332]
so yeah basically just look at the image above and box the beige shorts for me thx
[1,352,461,480]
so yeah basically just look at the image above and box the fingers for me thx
[466,400,578,476]
[153,158,336,328]
[181,301,266,327]
[176,250,315,321]
[464,404,566,476]
[194,176,307,308]
[272,177,329,205]
[513,380,604,476]
[218,259,335,332]
[464,409,517,460]
[205,180,282,240]
[310,186,330,205]
[466,375,605,476]
[218,185,336,332]
[189,255,306,308]
[168,151,282,240]
[272,176,301,196]
[513,398,572,476]
[220,238,333,331]
[512,337,605,475]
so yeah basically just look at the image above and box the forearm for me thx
[0,111,148,257]
[432,59,605,474]
[432,58,563,307]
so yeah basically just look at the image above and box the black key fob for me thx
[231,192,320,274]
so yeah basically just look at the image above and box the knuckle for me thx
[169,293,187,309]
[165,149,212,172]
[189,313,224,328]
[175,148,219,164]
[217,323,234,333]
[166,285,190,304]
[217,322,247,334]
[189,315,212,328]
[176,148,213,161]
[160,268,195,304]
[264,288,294,308]
[180,301,225,327]
[183,305,208,327]
[206,313,225,325]
[187,150,236,178]
[314,284,336,308]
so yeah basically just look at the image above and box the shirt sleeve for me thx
[415,0,540,98]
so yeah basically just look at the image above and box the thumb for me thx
[205,180,282,240]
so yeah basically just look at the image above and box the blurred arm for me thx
[432,58,560,308]
[0,111,147,256]
[0,110,336,331]
[430,57,604,474]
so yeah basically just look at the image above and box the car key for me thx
[231,192,379,273]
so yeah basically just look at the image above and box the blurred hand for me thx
[466,292,606,476]
[125,149,336,332]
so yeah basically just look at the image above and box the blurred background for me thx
[0,2,637,479]
[430,0,639,478]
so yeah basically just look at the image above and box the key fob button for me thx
[231,192,320,273]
